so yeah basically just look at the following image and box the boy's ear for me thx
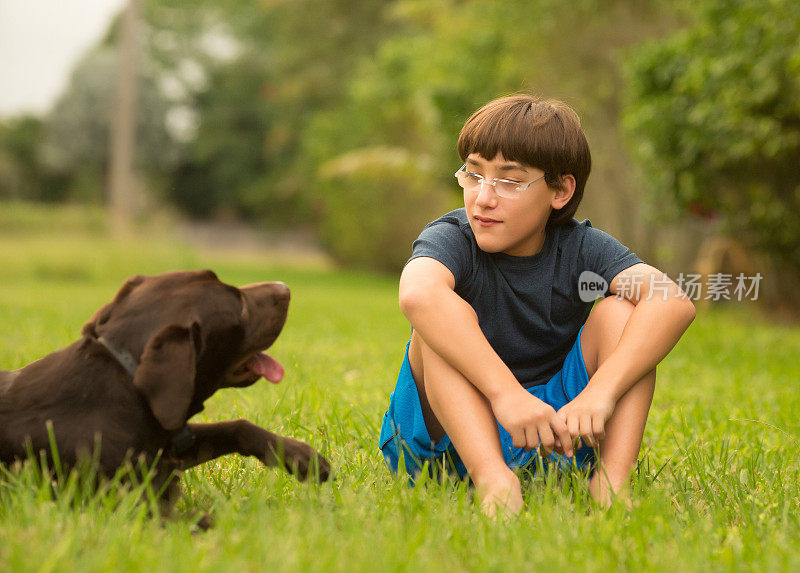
[550,174,576,210]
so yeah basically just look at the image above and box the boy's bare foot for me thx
[473,468,523,518]
[589,470,632,510]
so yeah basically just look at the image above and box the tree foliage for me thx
[154,0,393,225]
[0,116,48,200]
[624,0,800,273]
[2,0,696,271]
[41,48,179,201]
[303,0,679,267]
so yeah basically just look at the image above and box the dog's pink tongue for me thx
[247,353,284,383]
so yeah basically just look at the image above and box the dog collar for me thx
[96,337,195,455]
[169,425,197,455]
[96,336,139,378]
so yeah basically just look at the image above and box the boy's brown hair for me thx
[457,95,591,226]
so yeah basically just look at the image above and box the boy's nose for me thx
[475,180,499,207]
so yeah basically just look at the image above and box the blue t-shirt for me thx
[408,208,642,387]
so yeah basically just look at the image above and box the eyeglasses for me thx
[454,164,546,199]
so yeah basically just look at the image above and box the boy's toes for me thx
[473,469,523,518]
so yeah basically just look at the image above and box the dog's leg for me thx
[177,420,330,481]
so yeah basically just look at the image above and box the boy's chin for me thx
[471,223,520,254]
[474,235,507,254]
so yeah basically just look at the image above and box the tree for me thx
[169,57,280,220]
[159,0,394,225]
[0,116,55,201]
[39,48,178,204]
[624,0,800,298]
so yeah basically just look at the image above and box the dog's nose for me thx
[268,282,290,305]
[269,281,290,298]
[240,281,290,306]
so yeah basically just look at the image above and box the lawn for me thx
[1,203,799,572]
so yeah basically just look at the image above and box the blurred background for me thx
[1,0,799,315]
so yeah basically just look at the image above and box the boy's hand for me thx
[491,389,574,458]
[556,385,616,449]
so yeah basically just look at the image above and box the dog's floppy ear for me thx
[133,323,198,431]
[82,275,146,337]
[82,302,113,338]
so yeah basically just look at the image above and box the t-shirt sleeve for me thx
[407,219,472,288]
[579,223,643,292]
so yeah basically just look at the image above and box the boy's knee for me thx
[585,296,634,340]
[594,294,635,322]
[581,296,636,374]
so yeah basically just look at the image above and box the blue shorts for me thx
[378,327,595,480]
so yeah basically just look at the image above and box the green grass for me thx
[1,202,800,571]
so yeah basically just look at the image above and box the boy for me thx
[378,95,696,515]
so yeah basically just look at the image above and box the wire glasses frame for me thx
[454,163,546,199]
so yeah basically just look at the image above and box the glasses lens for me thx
[494,180,520,198]
[456,171,482,189]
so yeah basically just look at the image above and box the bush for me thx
[317,147,456,272]
[623,0,800,277]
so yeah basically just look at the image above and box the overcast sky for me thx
[0,0,126,118]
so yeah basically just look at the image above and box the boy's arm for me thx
[557,262,696,445]
[399,256,574,457]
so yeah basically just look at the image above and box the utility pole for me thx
[107,0,140,235]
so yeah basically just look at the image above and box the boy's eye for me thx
[495,180,521,194]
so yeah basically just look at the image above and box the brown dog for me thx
[0,270,330,514]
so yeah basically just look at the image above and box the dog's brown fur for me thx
[0,270,330,514]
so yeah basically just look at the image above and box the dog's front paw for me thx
[280,439,331,482]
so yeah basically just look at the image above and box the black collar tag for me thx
[169,426,197,456]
